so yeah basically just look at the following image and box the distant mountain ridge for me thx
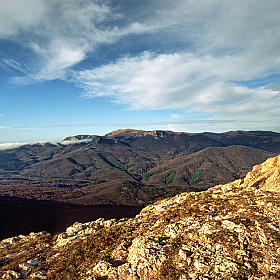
[0,129,279,206]
[64,129,280,153]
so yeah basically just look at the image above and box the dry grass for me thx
[0,233,52,273]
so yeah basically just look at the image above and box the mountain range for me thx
[0,129,279,206]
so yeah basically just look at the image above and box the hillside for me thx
[1,155,280,279]
[0,129,279,206]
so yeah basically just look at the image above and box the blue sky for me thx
[1,0,280,144]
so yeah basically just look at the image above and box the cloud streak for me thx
[1,0,114,81]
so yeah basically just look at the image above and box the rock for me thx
[55,218,118,248]
[55,221,102,247]
[117,263,133,278]
[222,220,246,233]
[237,155,280,192]
[1,271,21,279]
[29,270,47,279]
[178,248,192,261]
[0,255,13,265]
[18,263,33,277]
[19,258,40,278]
[127,236,169,278]
[0,232,47,249]
[27,258,41,266]
[86,261,118,279]
[0,237,22,249]
[193,259,209,272]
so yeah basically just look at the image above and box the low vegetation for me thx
[165,171,176,184]
[142,172,151,181]
[109,157,125,170]
[142,168,171,182]
[190,169,203,185]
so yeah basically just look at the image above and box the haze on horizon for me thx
[1,0,280,143]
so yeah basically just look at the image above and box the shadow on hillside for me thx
[0,196,142,241]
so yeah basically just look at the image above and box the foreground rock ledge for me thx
[1,155,280,279]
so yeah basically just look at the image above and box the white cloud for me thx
[0,141,64,150]
[76,51,280,120]
[0,142,30,150]
[0,125,11,129]
[0,0,46,37]
[171,114,181,119]
[3,59,24,72]
[30,41,87,81]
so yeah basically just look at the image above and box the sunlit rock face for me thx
[235,155,280,192]
[1,155,280,279]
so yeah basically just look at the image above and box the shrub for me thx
[142,172,151,181]
[166,171,176,184]
[190,169,203,185]
[109,158,125,170]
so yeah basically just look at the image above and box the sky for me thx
[1,0,280,144]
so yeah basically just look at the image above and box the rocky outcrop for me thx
[106,129,168,139]
[1,155,280,279]
[235,154,280,192]
[63,135,96,141]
